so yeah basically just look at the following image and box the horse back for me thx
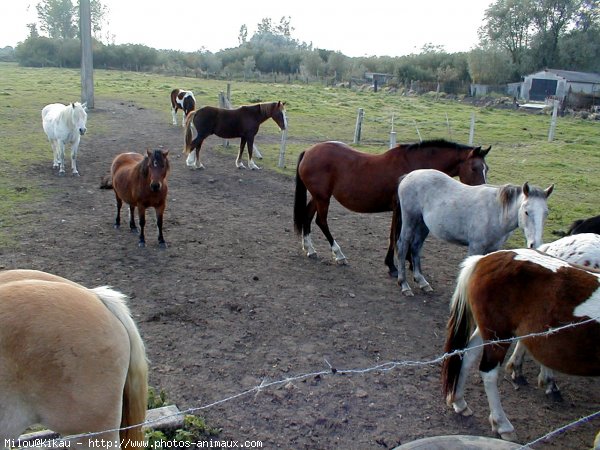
[299,141,399,212]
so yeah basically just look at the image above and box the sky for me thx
[0,1,494,57]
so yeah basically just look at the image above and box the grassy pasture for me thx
[1,62,598,246]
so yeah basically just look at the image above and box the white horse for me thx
[42,102,88,175]
[395,169,554,296]
[0,269,147,449]
[506,233,600,399]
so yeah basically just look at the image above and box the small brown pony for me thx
[184,101,287,170]
[103,149,170,248]
[293,140,490,272]
[442,249,600,441]
[0,269,147,448]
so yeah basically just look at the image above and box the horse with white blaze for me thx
[41,102,88,176]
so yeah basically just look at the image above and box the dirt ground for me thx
[3,100,600,449]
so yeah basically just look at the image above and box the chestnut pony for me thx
[0,269,147,448]
[293,140,490,272]
[442,249,600,441]
[103,149,170,248]
[184,101,287,170]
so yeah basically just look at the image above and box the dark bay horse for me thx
[442,249,600,441]
[293,140,490,272]
[103,149,170,248]
[184,101,287,170]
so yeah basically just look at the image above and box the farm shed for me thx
[365,72,394,85]
[521,69,600,108]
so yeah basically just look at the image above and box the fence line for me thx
[35,316,600,447]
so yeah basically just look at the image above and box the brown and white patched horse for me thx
[170,88,196,127]
[183,101,287,170]
[442,249,600,441]
[0,269,148,448]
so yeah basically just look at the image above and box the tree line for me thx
[2,0,599,91]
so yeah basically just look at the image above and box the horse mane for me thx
[497,183,547,219]
[404,139,475,152]
[259,102,277,116]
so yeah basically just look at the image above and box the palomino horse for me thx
[442,249,600,441]
[293,140,490,270]
[42,102,87,175]
[103,149,170,248]
[170,88,196,126]
[0,269,147,448]
[506,233,600,399]
[396,169,553,296]
[184,101,287,170]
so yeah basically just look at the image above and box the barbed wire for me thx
[21,316,600,448]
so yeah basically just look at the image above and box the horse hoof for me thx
[422,285,434,293]
[401,289,414,297]
[546,390,563,402]
[138,242,146,248]
[130,228,139,234]
[159,242,168,249]
[499,431,518,442]
[58,172,66,177]
[510,374,528,386]
[113,224,120,229]
[458,406,473,417]
[336,258,347,265]
[307,252,317,259]
[388,269,399,278]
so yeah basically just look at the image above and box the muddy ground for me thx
[3,100,600,449]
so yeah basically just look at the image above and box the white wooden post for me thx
[414,120,422,142]
[278,127,288,168]
[353,108,364,144]
[468,112,475,145]
[548,99,559,142]
[219,92,229,148]
[389,114,396,149]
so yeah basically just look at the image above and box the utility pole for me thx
[80,0,94,108]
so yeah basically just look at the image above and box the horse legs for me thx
[505,341,528,386]
[70,138,80,176]
[246,136,260,170]
[448,328,483,417]
[301,199,318,258]
[56,140,66,175]
[114,195,123,229]
[314,198,346,264]
[137,206,146,247]
[409,222,432,293]
[479,339,517,441]
[171,107,178,125]
[50,139,60,170]
[156,204,167,249]
[236,138,247,169]
[538,365,561,400]
[186,135,206,169]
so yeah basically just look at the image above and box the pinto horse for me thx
[0,269,147,448]
[506,233,600,399]
[442,249,600,441]
[395,169,553,296]
[42,102,87,175]
[104,149,170,248]
[184,101,287,170]
[170,88,196,126]
[293,140,490,271]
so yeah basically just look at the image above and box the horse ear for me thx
[479,145,491,157]
[146,149,153,158]
[162,149,170,157]
[81,102,87,110]
[522,182,530,197]
[545,184,554,198]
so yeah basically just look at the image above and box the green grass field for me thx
[1,62,598,246]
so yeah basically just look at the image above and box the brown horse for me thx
[293,140,491,273]
[184,101,287,170]
[170,88,196,126]
[0,269,147,448]
[104,149,170,248]
[442,249,600,441]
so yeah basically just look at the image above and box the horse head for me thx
[518,182,554,249]
[71,102,88,136]
[271,101,287,131]
[457,145,491,185]
[144,149,170,192]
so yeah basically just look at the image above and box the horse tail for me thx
[91,286,148,449]
[99,174,113,189]
[293,151,307,235]
[441,255,483,402]
[183,110,196,155]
